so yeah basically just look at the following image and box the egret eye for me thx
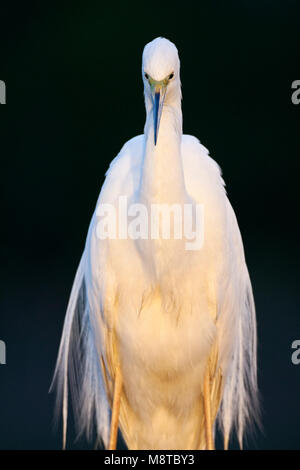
[145,73,149,80]
[169,73,174,80]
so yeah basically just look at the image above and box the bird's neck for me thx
[138,103,186,205]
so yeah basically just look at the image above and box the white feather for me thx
[51,37,259,450]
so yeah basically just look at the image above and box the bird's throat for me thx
[139,105,186,205]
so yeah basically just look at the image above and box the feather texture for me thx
[51,135,259,449]
[51,37,259,450]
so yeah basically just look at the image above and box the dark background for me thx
[0,0,299,450]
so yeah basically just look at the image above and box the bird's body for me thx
[102,133,225,449]
[52,38,259,450]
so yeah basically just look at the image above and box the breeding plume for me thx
[52,37,259,450]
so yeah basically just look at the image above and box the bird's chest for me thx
[116,283,215,378]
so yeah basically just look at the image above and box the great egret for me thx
[52,37,259,450]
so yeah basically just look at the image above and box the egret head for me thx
[142,37,181,145]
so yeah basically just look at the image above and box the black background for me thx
[0,0,300,449]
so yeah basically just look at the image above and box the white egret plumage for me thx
[51,37,259,450]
